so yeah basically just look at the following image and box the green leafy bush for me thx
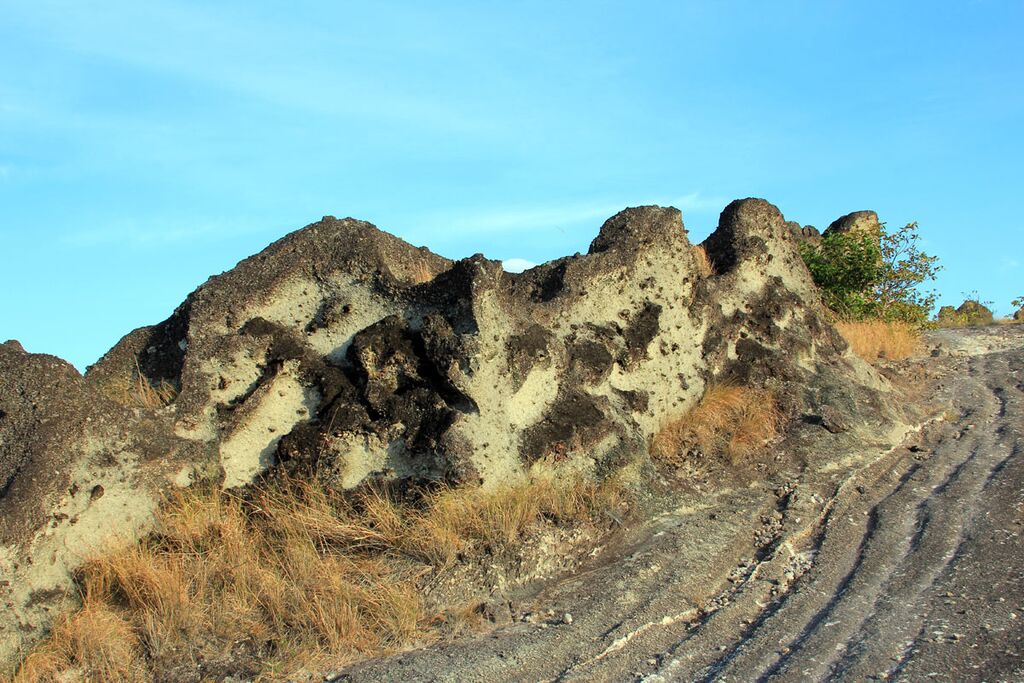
[799,222,940,325]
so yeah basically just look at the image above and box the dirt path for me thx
[333,328,1024,683]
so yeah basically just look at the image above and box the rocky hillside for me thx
[0,198,904,670]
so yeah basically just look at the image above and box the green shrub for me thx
[799,222,939,325]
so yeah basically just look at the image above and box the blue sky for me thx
[2,1,1022,369]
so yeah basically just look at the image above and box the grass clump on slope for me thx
[10,470,627,683]
[652,383,783,466]
[835,319,920,362]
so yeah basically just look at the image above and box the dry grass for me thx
[130,373,178,410]
[131,359,177,409]
[836,320,920,362]
[101,360,178,410]
[14,597,144,683]
[651,384,783,466]
[10,471,625,682]
[692,244,714,278]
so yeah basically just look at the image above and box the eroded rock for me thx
[0,342,204,666]
[823,210,881,238]
[0,199,906,670]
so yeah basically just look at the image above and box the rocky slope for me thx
[332,326,1024,683]
[0,198,904,671]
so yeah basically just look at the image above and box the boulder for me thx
[785,220,821,245]
[1014,306,1024,321]
[823,210,882,239]
[956,300,994,326]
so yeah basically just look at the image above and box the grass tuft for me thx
[836,320,920,362]
[651,384,783,466]
[131,374,178,410]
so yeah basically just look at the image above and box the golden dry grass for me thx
[101,360,178,410]
[651,384,783,466]
[130,360,177,409]
[836,320,920,362]
[14,597,144,683]
[130,374,178,410]
[9,471,625,682]
[692,244,714,278]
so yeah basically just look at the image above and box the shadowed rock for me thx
[0,343,204,664]
[785,220,821,245]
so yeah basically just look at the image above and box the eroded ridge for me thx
[0,198,904,671]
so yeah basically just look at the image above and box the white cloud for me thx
[501,258,537,273]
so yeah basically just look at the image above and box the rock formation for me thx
[785,220,821,245]
[0,198,904,669]
[823,210,881,238]
[937,300,995,327]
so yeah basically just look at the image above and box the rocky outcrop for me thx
[785,220,821,245]
[85,200,868,492]
[937,300,995,327]
[0,343,206,665]
[0,198,905,670]
[823,210,881,238]
[936,305,958,325]
[1013,306,1023,322]
[957,300,995,326]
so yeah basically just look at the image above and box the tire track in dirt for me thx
[648,348,1024,682]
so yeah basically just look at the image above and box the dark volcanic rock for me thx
[0,341,89,539]
[0,199,908,670]
[785,220,821,245]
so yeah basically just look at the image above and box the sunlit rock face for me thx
[1,197,903,669]
[83,197,865,492]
